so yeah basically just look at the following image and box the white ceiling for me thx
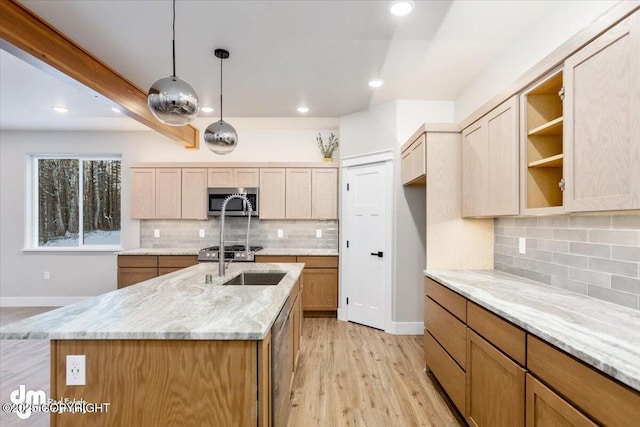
[2,0,567,130]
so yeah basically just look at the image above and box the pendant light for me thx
[147,0,199,126]
[204,49,238,155]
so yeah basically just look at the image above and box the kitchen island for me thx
[1,262,304,426]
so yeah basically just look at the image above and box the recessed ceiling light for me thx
[390,1,415,16]
[111,107,121,113]
[297,107,309,113]
[200,106,214,113]
[368,79,384,88]
[51,106,68,113]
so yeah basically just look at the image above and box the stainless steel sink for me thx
[222,272,286,286]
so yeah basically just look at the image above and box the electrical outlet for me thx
[43,271,50,280]
[154,229,160,238]
[518,237,526,254]
[199,229,205,238]
[277,229,283,238]
[316,229,322,238]
[66,355,86,386]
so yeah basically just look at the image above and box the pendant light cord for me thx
[171,0,176,77]
[219,55,223,121]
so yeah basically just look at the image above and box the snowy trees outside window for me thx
[36,156,121,247]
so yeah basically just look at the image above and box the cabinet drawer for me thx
[158,255,198,268]
[467,302,526,366]
[297,256,338,268]
[117,267,158,288]
[425,278,466,322]
[117,255,158,268]
[527,336,640,427]
[425,296,466,369]
[526,374,597,427]
[424,331,465,414]
[255,255,297,263]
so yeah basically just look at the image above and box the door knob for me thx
[370,251,383,258]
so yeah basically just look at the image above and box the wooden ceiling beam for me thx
[0,0,199,149]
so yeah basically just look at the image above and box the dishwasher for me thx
[272,294,293,427]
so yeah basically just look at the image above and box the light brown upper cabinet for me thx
[520,70,565,215]
[259,168,286,219]
[131,168,181,219]
[564,11,640,212]
[207,168,259,188]
[401,133,426,185]
[286,169,312,219]
[181,168,208,220]
[462,96,519,217]
[311,168,338,219]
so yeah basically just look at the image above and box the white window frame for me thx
[24,154,123,252]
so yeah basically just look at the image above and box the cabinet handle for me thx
[558,87,565,101]
[559,178,566,192]
[370,251,383,258]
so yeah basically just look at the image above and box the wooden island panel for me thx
[51,340,258,426]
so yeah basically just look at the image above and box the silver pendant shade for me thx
[205,49,238,155]
[147,0,199,126]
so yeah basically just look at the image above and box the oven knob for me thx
[240,253,246,258]
[207,253,211,257]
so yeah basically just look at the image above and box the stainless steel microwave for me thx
[207,187,259,217]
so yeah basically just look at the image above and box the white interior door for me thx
[345,162,387,330]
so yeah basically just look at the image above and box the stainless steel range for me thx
[198,245,263,262]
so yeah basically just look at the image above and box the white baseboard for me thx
[387,321,424,335]
[337,307,347,321]
[0,297,88,307]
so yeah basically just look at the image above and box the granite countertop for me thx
[0,262,304,341]
[117,248,339,256]
[424,269,640,392]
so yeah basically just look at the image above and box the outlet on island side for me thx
[66,355,86,386]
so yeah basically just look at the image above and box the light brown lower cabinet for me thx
[117,255,198,288]
[424,277,640,427]
[256,255,338,316]
[526,374,597,427]
[466,329,526,427]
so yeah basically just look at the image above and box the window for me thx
[30,155,122,249]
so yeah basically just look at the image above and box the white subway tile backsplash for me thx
[494,214,640,311]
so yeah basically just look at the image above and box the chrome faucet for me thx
[218,194,253,276]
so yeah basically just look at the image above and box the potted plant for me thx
[317,132,339,162]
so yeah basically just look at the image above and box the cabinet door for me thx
[181,168,208,219]
[311,168,338,219]
[131,168,156,219]
[301,268,338,311]
[291,292,301,372]
[564,12,640,211]
[487,96,519,215]
[235,168,260,187]
[286,168,312,219]
[462,122,487,217]
[207,168,234,187]
[117,267,158,288]
[259,168,286,219]
[155,168,182,219]
[466,329,525,427]
[525,374,596,427]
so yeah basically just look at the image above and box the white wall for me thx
[339,100,454,331]
[0,119,338,305]
[454,0,618,122]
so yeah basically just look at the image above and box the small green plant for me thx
[317,132,339,159]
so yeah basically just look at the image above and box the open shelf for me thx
[528,116,563,137]
[528,154,563,168]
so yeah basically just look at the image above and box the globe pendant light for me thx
[147,0,199,126]
[205,49,238,155]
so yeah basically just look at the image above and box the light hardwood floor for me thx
[288,318,464,426]
[1,307,55,427]
[1,309,464,427]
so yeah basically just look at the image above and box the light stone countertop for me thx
[424,269,640,392]
[117,248,339,256]
[0,262,304,341]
